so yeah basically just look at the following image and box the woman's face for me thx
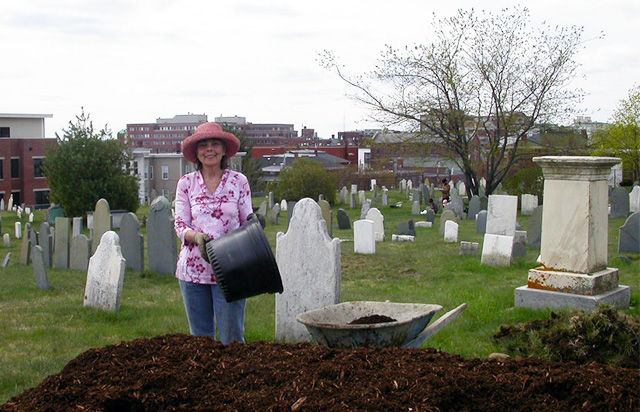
[196,138,226,169]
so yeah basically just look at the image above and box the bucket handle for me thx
[402,303,467,348]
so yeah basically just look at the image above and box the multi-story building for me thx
[214,115,298,146]
[125,113,208,154]
[0,113,55,208]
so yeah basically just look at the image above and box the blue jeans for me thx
[179,280,246,344]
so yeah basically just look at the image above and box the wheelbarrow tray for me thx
[296,301,442,349]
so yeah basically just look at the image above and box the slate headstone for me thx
[476,210,488,234]
[19,223,32,265]
[92,198,112,255]
[2,252,11,267]
[337,209,351,230]
[54,217,71,269]
[72,217,83,238]
[618,212,640,253]
[439,210,456,236]
[84,231,126,311]
[459,241,479,256]
[70,234,91,271]
[350,192,357,209]
[318,199,333,238]
[512,230,528,257]
[425,208,435,224]
[467,196,480,220]
[120,212,144,272]
[527,206,543,249]
[147,196,176,275]
[39,222,52,268]
[275,198,341,342]
[479,196,488,211]
[360,200,371,220]
[396,220,416,237]
[33,246,51,290]
[610,187,630,218]
[411,200,421,215]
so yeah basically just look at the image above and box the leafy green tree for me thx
[270,158,337,203]
[321,6,588,196]
[44,109,140,218]
[591,85,640,183]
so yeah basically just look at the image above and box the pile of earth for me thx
[1,334,637,412]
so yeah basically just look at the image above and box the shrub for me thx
[494,304,640,368]
[269,158,337,203]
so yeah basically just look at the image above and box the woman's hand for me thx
[193,232,211,262]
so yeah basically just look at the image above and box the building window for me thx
[11,191,20,205]
[149,166,154,180]
[144,166,148,180]
[0,159,3,179]
[11,158,19,178]
[34,190,50,207]
[132,161,139,175]
[33,158,45,178]
[162,166,169,180]
[0,127,9,137]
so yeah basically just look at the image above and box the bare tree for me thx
[320,7,590,196]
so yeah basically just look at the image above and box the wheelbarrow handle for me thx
[402,303,467,348]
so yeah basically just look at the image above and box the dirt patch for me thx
[1,334,637,412]
[349,314,397,324]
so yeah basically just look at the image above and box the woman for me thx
[174,122,253,344]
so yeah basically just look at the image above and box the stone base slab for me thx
[527,267,619,296]
[514,285,631,311]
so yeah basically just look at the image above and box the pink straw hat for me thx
[181,122,240,163]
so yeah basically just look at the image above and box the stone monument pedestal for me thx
[515,156,630,311]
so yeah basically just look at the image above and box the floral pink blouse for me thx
[174,169,253,284]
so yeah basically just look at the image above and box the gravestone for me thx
[512,230,527,257]
[479,196,488,211]
[54,217,71,269]
[0,198,3,211]
[411,200,421,215]
[15,222,21,239]
[72,217,83,238]
[485,195,518,236]
[3,233,9,247]
[120,212,144,272]
[275,198,341,342]
[610,187,630,218]
[422,185,430,206]
[280,199,288,212]
[40,222,52,268]
[365,207,385,242]
[268,192,275,209]
[459,241,479,256]
[33,245,51,290]
[258,200,267,216]
[351,184,358,195]
[382,189,389,207]
[148,196,176,275]
[70,234,91,271]
[449,191,465,218]
[392,234,415,242]
[618,212,639,253]
[287,201,297,224]
[396,220,416,237]
[521,194,538,216]
[354,219,376,254]
[2,252,11,267]
[444,220,458,243]
[336,209,351,230]
[399,179,406,193]
[476,210,488,234]
[425,208,435,224]
[467,196,480,220]
[527,206,543,249]
[360,200,371,220]
[19,223,32,265]
[350,192,356,209]
[318,199,333,238]
[357,190,366,206]
[630,186,640,213]
[7,195,13,211]
[92,199,112,255]
[46,205,64,225]
[457,181,466,196]
[340,187,349,204]
[439,210,456,236]
[84,231,126,312]
[481,234,513,267]
[413,189,422,205]
[415,221,432,228]
[268,204,280,225]
[516,156,630,311]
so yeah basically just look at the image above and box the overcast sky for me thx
[2,0,638,139]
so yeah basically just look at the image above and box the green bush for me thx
[494,305,640,368]
[269,158,337,203]
[503,166,544,199]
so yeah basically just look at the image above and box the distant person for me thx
[441,178,451,204]
[428,198,439,214]
[174,122,254,344]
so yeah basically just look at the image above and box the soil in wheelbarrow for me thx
[1,334,638,412]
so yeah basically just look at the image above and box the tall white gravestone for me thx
[275,198,341,342]
[84,231,126,311]
[515,156,630,310]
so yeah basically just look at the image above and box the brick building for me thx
[125,113,207,154]
[0,113,56,209]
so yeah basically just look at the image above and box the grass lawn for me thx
[0,191,638,403]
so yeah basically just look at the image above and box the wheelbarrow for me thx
[296,301,467,349]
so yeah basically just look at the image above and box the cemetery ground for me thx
[0,191,638,410]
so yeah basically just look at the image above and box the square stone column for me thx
[515,156,631,310]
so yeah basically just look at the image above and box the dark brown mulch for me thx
[1,334,638,412]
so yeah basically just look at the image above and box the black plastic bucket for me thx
[205,217,283,302]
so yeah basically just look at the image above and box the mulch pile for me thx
[1,334,637,412]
